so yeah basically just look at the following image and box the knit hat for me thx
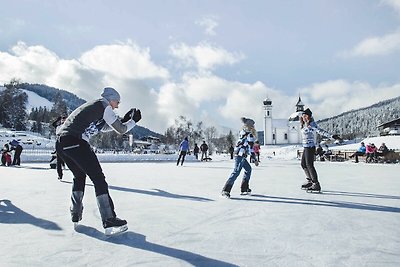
[101,87,120,102]
[303,108,312,117]
[240,117,257,138]
[241,117,255,129]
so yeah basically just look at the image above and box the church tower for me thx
[288,95,304,143]
[263,98,273,145]
[295,95,304,113]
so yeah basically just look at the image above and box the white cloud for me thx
[80,40,170,80]
[341,31,400,57]
[195,16,219,36]
[169,42,244,70]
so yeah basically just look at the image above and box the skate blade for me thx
[306,190,322,194]
[105,224,128,236]
[240,192,251,196]
[73,222,80,230]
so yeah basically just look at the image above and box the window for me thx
[284,133,288,140]
[272,134,275,140]
[267,111,270,116]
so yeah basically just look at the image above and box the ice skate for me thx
[301,179,313,190]
[306,182,321,193]
[221,191,231,198]
[240,188,252,195]
[240,180,251,195]
[70,191,84,224]
[103,217,128,236]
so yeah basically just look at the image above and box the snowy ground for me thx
[1,152,399,267]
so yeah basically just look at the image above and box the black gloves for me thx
[121,109,134,123]
[332,134,341,140]
[121,108,141,123]
[131,108,142,123]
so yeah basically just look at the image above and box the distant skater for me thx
[176,137,190,166]
[9,140,23,166]
[300,108,340,192]
[52,115,67,180]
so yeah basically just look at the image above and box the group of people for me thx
[176,140,210,166]
[1,140,23,166]
[350,142,390,163]
[16,86,340,236]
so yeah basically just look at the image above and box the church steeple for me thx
[295,95,304,112]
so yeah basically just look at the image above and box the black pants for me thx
[12,146,23,165]
[351,151,364,163]
[57,154,65,178]
[176,151,187,165]
[301,147,318,183]
[56,135,109,196]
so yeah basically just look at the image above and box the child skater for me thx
[300,108,340,192]
[221,117,259,198]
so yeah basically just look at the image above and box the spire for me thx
[295,94,304,112]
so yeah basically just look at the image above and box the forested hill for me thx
[20,83,86,110]
[317,96,400,139]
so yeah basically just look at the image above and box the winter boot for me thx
[301,178,313,190]
[306,182,321,192]
[97,194,128,236]
[221,183,233,198]
[70,191,84,223]
[240,180,252,195]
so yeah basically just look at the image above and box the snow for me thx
[1,147,400,266]
[21,89,53,111]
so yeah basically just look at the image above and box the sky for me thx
[1,0,400,133]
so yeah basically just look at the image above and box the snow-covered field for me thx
[1,152,399,267]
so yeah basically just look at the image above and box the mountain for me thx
[317,96,400,139]
[20,83,86,111]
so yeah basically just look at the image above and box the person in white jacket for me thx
[300,108,340,192]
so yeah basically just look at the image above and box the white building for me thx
[261,96,304,145]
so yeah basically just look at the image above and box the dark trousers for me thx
[301,146,318,183]
[56,135,109,196]
[57,155,65,178]
[12,146,23,165]
[351,151,364,163]
[177,151,187,165]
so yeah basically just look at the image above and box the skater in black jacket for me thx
[56,87,141,235]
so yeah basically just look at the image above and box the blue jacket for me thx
[179,139,190,152]
[357,145,366,153]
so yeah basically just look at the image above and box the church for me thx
[258,96,304,145]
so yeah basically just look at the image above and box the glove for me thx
[121,109,134,123]
[332,134,341,140]
[131,108,142,123]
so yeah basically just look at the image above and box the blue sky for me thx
[1,0,400,133]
